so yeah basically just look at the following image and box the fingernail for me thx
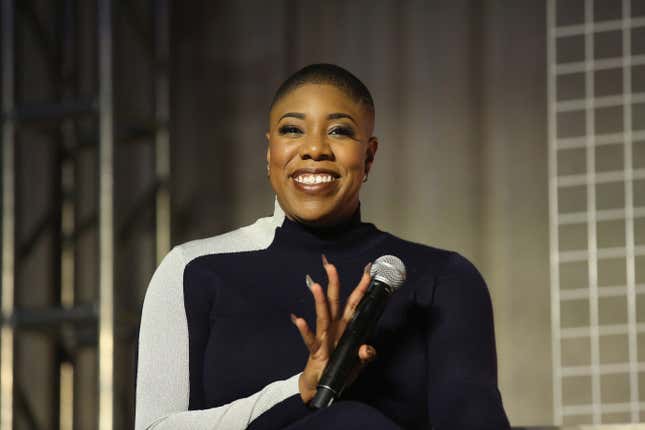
[321,254,329,266]
[305,274,314,290]
[290,313,298,325]
[363,262,372,275]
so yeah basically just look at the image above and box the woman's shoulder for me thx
[375,229,482,283]
[376,229,456,263]
[172,213,283,265]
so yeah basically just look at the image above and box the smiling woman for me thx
[135,64,511,430]
[266,81,377,226]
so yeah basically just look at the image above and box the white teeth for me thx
[294,174,335,184]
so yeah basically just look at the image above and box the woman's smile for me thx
[291,168,340,194]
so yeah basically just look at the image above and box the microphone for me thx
[309,255,406,409]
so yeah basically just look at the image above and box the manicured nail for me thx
[363,262,372,275]
[305,274,314,290]
[290,313,298,325]
[321,254,329,266]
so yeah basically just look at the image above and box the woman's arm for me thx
[135,247,306,430]
[426,252,510,430]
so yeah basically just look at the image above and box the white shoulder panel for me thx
[135,201,302,430]
[179,207,284,264]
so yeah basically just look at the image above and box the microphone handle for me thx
[309,280,391,409]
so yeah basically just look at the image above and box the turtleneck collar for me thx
[269,198,382,255]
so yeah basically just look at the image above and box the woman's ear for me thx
[266,132,271,176]
[365,136,378,175]
[265,131,271,162]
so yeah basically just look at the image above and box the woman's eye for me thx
[329,126,355,138]
[278,125,302,135]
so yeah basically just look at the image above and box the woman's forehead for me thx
[274,84,358,109]
[269,83,372,124]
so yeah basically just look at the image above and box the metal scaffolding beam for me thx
[154,0,171,263]
[97,0,114,428]
[1,1,16,429]
[1,1,171,427]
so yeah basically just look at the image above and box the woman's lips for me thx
[291,172,338,193]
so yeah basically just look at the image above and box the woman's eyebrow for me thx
[328,113,356,125]
[277,112,357,125]
[279,112,305,121]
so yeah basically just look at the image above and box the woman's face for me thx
[266,83,378,226]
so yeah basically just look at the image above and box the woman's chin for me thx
[278,193,357,227]
[289,204,357,228]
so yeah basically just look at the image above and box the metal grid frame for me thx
[548,0,644,424]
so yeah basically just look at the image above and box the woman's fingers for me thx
[308,280,331,339]
[358,344,377,364]
[290,313,317,352]
[299,260,374,353]
[322,254,341,320]
[341,266,372,323]
[345,344,377,386]
[295,264,377,400]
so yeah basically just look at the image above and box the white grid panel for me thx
[548,0,645,425]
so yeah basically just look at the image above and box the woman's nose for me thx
[300,133,334,161]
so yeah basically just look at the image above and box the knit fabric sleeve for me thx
[134,246,304,430]
[425,252,510,430]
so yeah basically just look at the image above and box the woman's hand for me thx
[290,255,377,404]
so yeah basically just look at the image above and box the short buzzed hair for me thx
[270,63,375,115]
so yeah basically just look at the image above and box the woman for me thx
[135,64,510,430]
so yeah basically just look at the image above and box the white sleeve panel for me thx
[135,242,301,430]
[143,374,301,430]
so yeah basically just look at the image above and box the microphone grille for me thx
[370,255,406,291]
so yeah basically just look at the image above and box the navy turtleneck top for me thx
[135,202,510,430]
